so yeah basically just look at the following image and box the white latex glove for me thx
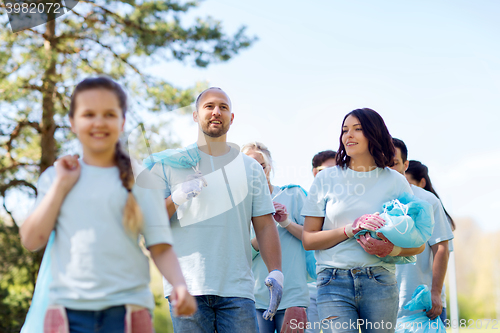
[171,171,207,206]
[263,270,284,321]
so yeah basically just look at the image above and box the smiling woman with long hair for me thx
[302,108,425,333]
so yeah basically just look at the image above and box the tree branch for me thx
[77,0,147,32]
[5,120,41,158]
[0,179,37,196]
[83,37,142,76]
[2,199,18,230]
[0,162,38,174]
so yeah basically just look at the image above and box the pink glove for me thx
[273,202,288,223]
[344,213,385,238]
[280,307,307,333]
[356,233,401,257]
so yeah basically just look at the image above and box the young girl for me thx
[20,77,196,332]
[242,142,309,333]
[302,108,425,333]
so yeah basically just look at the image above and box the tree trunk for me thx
[33,11,59,286]
[40,16,57,174]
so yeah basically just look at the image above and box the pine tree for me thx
[0,1,255,330]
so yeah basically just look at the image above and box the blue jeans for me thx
[316,267,399,333]
[306,294,321,333]
[66,306,126,333]
[256,309,285,333]
[169,295,258,333]
[439,307,446,324]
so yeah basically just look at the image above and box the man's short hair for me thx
[195,87,227,111]
[392,138,408,162]
[312,150,337,169]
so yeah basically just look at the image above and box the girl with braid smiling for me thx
[20,77,196,332]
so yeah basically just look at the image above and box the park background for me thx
[1,0,499,332]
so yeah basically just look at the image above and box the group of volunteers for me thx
[19,77,455,333]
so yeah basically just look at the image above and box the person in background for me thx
[405,160,456,231]
[312,150,337,177]
[243,142,309,333]
[306,150,337,333]
[394,152,455,323]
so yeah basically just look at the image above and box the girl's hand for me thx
[170,285,197,316]
[54,155,81,193]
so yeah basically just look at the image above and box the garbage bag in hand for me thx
[395,285,446,333]
[354,192,433,264]
[21,232,55,333]
[377,192,434,248]
[143,143,200,170]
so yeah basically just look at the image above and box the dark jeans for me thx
[66,306,126,333]
[169,295,258,333]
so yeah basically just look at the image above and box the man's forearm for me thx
[165,196,177,219]
[431,241,450,294]
[253,215,282,272]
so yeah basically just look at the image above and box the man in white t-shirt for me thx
[153,87,283,333]
[391,138,453,323]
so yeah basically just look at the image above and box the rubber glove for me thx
[171,171,207,206]
[344,213,385,238]
[356,233,401,257]
[263,270,284,321]
[273,202,291,228]
[280,307,307,333]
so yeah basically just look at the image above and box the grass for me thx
[149,260,174,333]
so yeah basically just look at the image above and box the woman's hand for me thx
[344,213,385,238]
[272,202,288,223]
[356,233,401,257]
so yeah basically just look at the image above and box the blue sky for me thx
[4,1,497,231]
[141,0,500,231]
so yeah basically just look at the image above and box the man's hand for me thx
[426,290,443,320]
[171,171,207,206]
[263,270,284,321]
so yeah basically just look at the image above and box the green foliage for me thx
[0,0,255,330]
[153,293,174,333]
[0,219,42,332]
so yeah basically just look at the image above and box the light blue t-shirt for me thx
[301,166,413,273]
[396,185,454,318]
[35,160,173,311]
[159,146,275,300]
[252,185,309,310]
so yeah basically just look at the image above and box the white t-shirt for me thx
[301,166,413,273]
[396,185,454,318]
[159,146,275,300]
[35,160,173,311]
